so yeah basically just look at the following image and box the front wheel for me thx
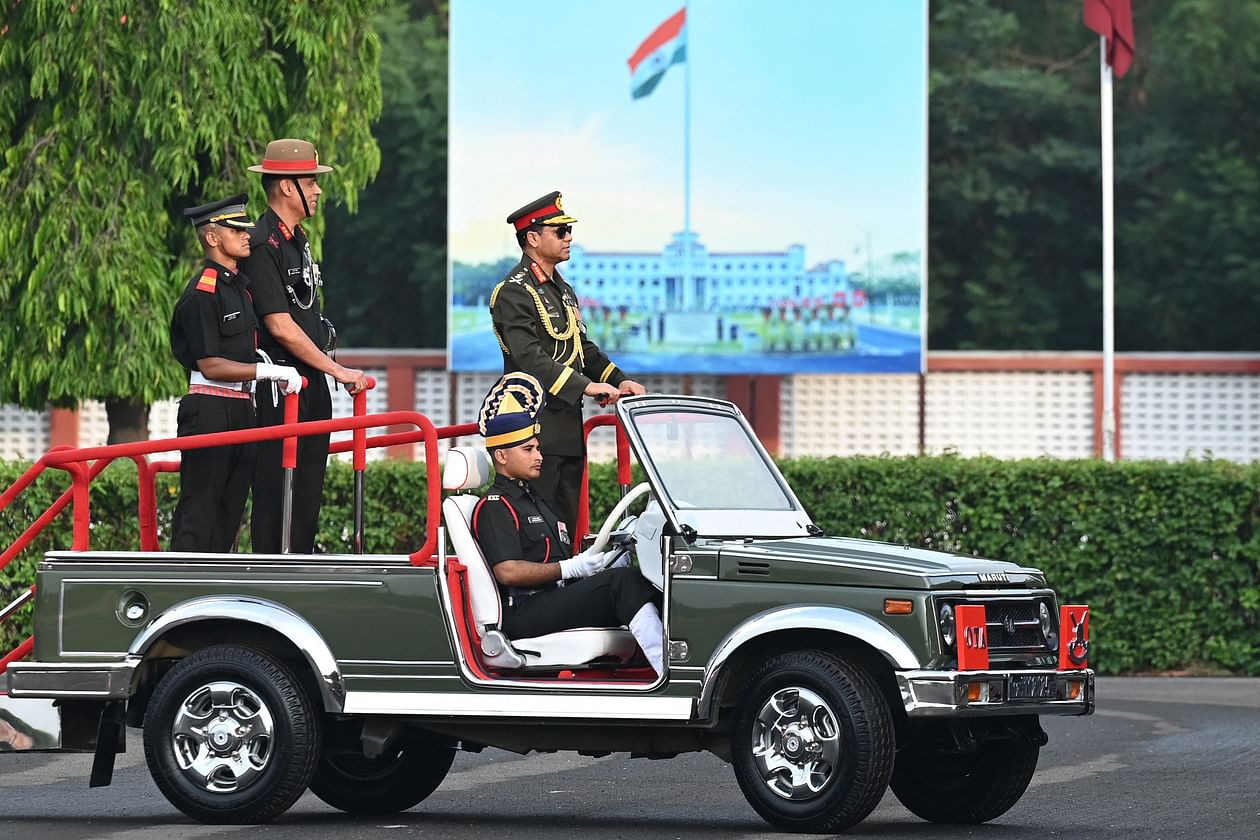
[309,731,456,814]
[890,738,1039,824]
[730,650,895,834]
[143,645,320,824]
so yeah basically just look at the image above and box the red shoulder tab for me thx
[472,496,520,540]
[196,268,218,293]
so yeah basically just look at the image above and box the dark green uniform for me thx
[490,256,626,533]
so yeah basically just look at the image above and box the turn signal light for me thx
[883,599,914,615]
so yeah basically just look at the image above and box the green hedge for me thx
[4,456,1259,675]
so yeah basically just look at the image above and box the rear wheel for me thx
[730,650,895,833]
[309,731,455,814]
[143,645,320,824]
[890,738,1040,824]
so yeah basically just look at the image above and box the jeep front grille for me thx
[937,597,1054,654]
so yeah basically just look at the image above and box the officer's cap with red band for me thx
[248,138,333,176]
[506,190,579,232]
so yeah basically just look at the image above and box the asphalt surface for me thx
[2,677,1257,839]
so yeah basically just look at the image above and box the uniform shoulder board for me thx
[195,268,218,293]
[506,267,528,284]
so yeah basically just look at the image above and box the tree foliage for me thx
[929,0,1260,351]
[322,0,448,349]
[0,0,386,420]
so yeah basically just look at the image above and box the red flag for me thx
[1083,0,1135,77]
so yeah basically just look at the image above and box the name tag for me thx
[287,267,302,276]
[223,311,241,322]
[527,515,544,524]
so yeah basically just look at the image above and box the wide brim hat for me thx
[248,138,334,175]
[479,373,546,450]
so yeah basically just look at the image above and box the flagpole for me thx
[682,0,692,310]
[1100,35,1117,462]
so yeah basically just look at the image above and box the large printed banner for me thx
[449,0,927,374]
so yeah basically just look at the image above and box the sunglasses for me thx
[548,225,573,238]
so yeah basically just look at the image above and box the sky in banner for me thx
[449,0,926,265]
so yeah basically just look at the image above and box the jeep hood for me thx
[716,536,1046,591]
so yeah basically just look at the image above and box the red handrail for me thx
[576,414,620,539]
[1,392,633,672]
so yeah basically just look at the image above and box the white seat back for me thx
[442,446,492,491]
[442,447,502,631]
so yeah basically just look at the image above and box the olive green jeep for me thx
[2,394,1092,833]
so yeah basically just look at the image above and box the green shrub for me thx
[4,456,1259,675]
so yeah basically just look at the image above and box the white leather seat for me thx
[441,447,638,671]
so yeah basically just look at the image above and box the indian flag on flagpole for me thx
[628,8,687,100]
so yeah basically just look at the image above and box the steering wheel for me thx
[585,481,652,556]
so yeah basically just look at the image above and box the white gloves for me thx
[559,547,630,580]
[256,362,303,395]
[559,550,606,580]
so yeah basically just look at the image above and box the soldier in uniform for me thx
[471,373,664,676]
[490,191,645,538]
[169,195,302,553]
[243,139,368,554]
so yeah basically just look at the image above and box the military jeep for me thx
[2,394,1092,833]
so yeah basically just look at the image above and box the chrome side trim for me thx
[127,596,345,712]
[342,690,693,719]
[897,668,1095,717]
[696,605,921,721]
[6,661,136,699]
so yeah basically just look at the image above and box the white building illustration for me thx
[566,233,856,312]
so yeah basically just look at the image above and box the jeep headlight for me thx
[1040,601,1057,648]
[939,603,955,649]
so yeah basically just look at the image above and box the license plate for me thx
[1009,674,1056,700]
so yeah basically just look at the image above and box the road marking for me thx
[1094,708,1188,735]
[1027,752,1126,788]
[434,751,610,793]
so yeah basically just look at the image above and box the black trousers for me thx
[170,394,257,553]
[501,567,659,640]
[533,453,585,542]
[251,375,331,553]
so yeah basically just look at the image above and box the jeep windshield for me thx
[617,396,816,539]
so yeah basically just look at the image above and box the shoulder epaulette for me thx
[196,268,218,293]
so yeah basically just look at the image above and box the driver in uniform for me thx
[471,373,665,676]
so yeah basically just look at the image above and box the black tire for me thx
[143,645,321,824]
[309,733,456,814]
[890,737,1040,824]
[730,650,895,834]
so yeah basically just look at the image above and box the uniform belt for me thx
[506,581,559,607]
[188,384,252,400]
[190,371,253,392]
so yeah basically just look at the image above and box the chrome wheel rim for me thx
[750,686,841,800]
[170,680,275,794]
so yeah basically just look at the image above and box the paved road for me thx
[2,678,1257,839]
